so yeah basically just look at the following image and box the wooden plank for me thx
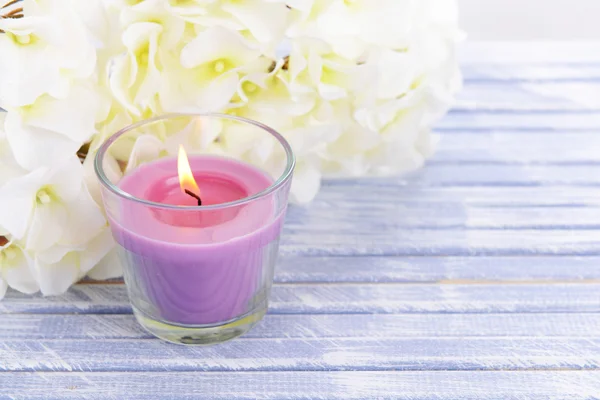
[315,186,600,207]
[394,164,600,186]
[287,204,600,229]
[460,42,600,64]
[325,165,600,186]
[4,337,600,372]
[456,82,600,111]
[280,229,600,256]
[3,313,600,340]
[2,371,600,399]
[275,256,600,283]
[3,283,600,314]
[434,132,600,164]
[437,111,600,130]
[462,64,600,81]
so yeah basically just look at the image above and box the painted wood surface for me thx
[3,313,600,340]
[4,283,600,314]
[2,48,600,398]
[7,337,600,372]
[3,371,600,400]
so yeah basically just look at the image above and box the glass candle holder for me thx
[94,114,294,345]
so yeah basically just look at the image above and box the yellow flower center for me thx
[16,34,31,45]
[243,82,257,93]
[3,248,16,260]
[36,190,52,205]
[7,33,37,46]
[214,60,226,73]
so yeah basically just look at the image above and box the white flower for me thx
[86,246,122,281]
[350,88,442,176]
[0,156,107,253]
[288,0,416,59]
[0,113,24,186]
[160,26,264,112]
[83,108,134,206]
[0,237,38,296]
[34,227,113,296]
[287,38,372,101]
[364,48,418,101]
[69,0,126,83]
[165,0,215,19]
[0,0,97,108]
[171,0,289,55]
[4,83,110,171]
[110,22,167,116]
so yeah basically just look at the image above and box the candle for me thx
[96,114,294,345]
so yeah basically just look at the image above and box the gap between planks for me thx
[77,279,600,285]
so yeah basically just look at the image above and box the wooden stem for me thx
[3,6,22,17]
[1,0,20,10]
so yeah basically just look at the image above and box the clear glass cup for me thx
[94,114,294,345]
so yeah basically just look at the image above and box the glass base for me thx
[132,304,267,346]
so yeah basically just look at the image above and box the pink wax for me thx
[109,155,285,325]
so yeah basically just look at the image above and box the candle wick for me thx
[184,189,202,206]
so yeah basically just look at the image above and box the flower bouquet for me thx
[0,0,462,298]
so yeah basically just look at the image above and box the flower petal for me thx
[125,134,165,174]
[222,0,288,46]
[0,277,6,299]
[0,168,44,239]
[2,244,38,294]
[86,246,122,280]
[290,161,322,204]
[4,111,81,171]
[23,84,104,143]
[181,26,259,68]
[43,156,84,203]
[34,251,79,296]
[78,228,114,278]
[193,72,242,112]
[57,187,107,248]
[25,201,67,252]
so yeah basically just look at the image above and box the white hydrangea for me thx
[0,0,462,298]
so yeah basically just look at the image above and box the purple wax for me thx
[108,155,284,325]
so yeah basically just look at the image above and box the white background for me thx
[459,0,600,40]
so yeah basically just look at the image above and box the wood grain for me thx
[462,64,600,81]
[433,132,600,164]
[274,256,600,283]
[2,371,600,400]
[312,186,600,207]
[456,82,600,111]
[438,112,600,130]
[287,204,600,229]
[4,337,600,372]
[2,313,600,340]
[3,283,600,314]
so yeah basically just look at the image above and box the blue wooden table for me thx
[2,43,600,399]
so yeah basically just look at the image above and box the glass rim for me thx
[94,112,295,211]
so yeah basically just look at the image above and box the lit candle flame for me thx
[178,145,201,200]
